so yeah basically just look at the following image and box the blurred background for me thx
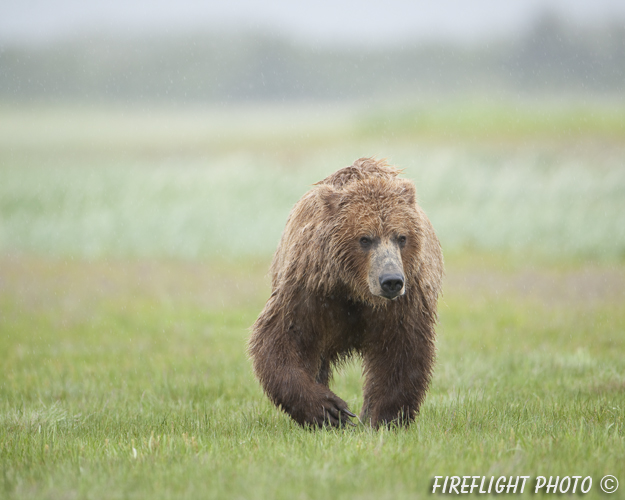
[1,0,624,262]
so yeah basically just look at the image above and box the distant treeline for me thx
[1,13,623,103]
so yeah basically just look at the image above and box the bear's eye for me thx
[359,236,372,249]
[398,235,407,247]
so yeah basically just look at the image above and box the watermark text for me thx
[432,475,617,494]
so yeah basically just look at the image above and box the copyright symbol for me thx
[601,475,619,494]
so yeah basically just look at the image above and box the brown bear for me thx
[249,157,443,428]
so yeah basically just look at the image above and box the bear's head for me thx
[272,158,442,313]
[307,159,441,310]
[316,177,418,304]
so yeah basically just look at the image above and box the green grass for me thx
[1,102,624,498]
[1,256,624,499]
[2,116,625,260]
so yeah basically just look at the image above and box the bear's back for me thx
[316,158,401,190]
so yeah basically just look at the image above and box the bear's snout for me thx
[379,273,405,299]
[367,241,406,300]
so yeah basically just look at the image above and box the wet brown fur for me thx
[248,157,444,428]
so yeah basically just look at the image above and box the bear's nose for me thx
[379,273,404,297]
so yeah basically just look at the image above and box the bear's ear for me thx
[398,180,416,206]
[315,184,342,215]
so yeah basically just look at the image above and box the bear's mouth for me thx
[380,290,404,300]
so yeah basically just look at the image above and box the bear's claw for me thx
[314,392,357,428]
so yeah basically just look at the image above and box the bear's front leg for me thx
[360,328,435,427]
[249,297,356,428]
[253,354,355,427]
[276,373,356,428]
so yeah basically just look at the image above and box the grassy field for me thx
[1,102,624,499]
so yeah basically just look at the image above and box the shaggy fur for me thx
[248,157,444,428]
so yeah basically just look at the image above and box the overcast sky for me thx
[2,0,625,45]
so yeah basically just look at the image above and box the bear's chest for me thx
[317,296,375,350]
